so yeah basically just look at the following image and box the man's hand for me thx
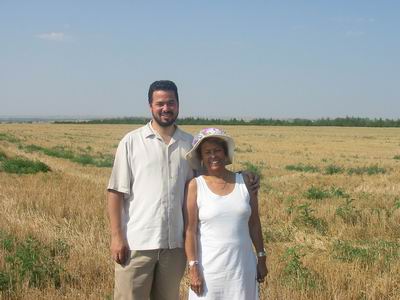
[242,171,260,195]
[111,232,129,264]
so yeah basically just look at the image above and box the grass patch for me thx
[21,144,114,167]
[0,230,69,295]
[264,227,293,243]
[0,150,7,162]
[241,161,264,179]
[347,165,386,175]
[1,157,50,174]
[305,186,331,200]
[335,198,361,225]
[394,198,400,210]
[281,246,323,289]
[23,144,74,159]
[293,203,328,235]
[235,144,253,153]
[43,146,75,160]
[0,132,20,143]
[305,186,349,200]
[332,240,400,267]
[393,155,400,160]
[285,163,320,173]
[95,154,114,167]
[324,164,344,175]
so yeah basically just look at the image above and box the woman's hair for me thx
[196,137,228,160]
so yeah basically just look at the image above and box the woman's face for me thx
[200,139,227,172]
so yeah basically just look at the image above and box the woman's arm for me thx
[244,176,268,283]
[183,179,204,296]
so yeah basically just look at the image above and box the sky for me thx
[1,1,399,119]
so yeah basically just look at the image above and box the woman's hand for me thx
[189,265,204,296]
[257,258,268,283]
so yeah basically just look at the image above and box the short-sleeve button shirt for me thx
[108,122,194,250]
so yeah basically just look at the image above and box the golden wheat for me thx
[0,123,399,299]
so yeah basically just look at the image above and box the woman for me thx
[184,128,268,299]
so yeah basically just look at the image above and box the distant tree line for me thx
[54,116,400,127]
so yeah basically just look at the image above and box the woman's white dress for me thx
[189,173,258,300]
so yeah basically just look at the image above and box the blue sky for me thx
[1,1,399,119]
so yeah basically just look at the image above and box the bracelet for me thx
[188,260,199,269]
[257,249,267,258]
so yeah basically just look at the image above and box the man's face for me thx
[150,90,179,127]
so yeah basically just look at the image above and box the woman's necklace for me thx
[215,179,227,190]
[209,174,229,190]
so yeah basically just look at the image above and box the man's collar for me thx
[145,121,181,141]
[143,122,156,138]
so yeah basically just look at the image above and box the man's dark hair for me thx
[148,80,179,105]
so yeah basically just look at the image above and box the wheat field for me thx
[0,123,399,299]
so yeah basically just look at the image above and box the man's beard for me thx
[152,111,178,127]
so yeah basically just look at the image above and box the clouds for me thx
[330,16,376,24]
[35,32,71,42]
[345,30,365,37]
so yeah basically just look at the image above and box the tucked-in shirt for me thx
[108,122,194,250]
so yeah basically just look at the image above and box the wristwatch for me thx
[257,249,267,258]
[188,260,199,269]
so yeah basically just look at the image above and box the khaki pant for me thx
[114,248,186,300]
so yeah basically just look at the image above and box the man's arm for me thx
[107,190,129,264]
[241,171,260,195]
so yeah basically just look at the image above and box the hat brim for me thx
[186,134,235,170]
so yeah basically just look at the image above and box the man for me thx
[107,80,259,300]
[108,80,192,300]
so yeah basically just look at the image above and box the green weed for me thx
[335,198,361,225]
[21,143,113,168]
[0,150,7,162]
[235,144,253,153]
[241,161,264,179]
[1,157,50,174]
[281,246,322,289]
[43,146,75,159]
[393,155,400,160]
[293,203,328,235]
[324,164,344,175]
[332,240,400,267]
[264,228,293,243]
[0,132,20,143]
[330,186,349,198]
[285,196,296,215]
[285,164,319,173]
[0,271,14,292]
[10,237,61,288]
[23,144,45,153]
[305,186,331,200]
[95,154,114,167]
[0,230,69,294]
[347,165,386,175]
[72,154,95,165]
[305,186,349,201]
[394,198,400,210]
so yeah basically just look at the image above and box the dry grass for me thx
[0,123,399,299]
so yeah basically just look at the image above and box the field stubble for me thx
[0,123,399,299]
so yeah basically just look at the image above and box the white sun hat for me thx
[186,127,235,170]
